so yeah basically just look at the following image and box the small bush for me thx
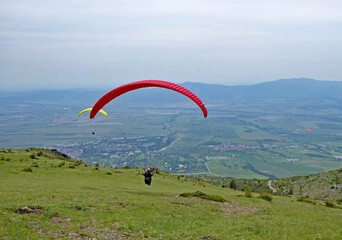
[325,200,335,208]
[31,162,39,168]
[180,191,226,202]
[297,196,316,205]
[95,163,100,167]
[245,189,252,198]
[230,180,237,190]
[288,188,293,195]
[69,164,76,169]
[23,167,33,172]
[95,167,99,170]
[58,161,65,167]
[37,151,43,157]
[73,160,83,166]
[106,171,112,175]
[29,153,36,159]
[297,196,307,202]
[336,199,342,204]
[6,158,11,161]
[150,167,160,174]
[122,165,130,169]
[259,193,272,202]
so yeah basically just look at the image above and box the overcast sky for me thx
[1,0,342,90]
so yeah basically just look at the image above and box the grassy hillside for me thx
[1,148,342,239]
[189,176,272,194]
[272,168,342,199]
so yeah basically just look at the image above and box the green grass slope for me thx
[272,168,342,200]
[1,148,342,239]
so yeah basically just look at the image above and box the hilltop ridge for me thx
[2,78,342,104]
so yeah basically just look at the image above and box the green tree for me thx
[230,179,237,190]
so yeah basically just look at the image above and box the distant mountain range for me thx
[2,78,342,104]
[182,78,342,101]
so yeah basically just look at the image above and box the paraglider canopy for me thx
[307,129,312,133]
[78,106,108,118]
[90,80,207,119]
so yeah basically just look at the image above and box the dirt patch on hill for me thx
[167,196,258,216]
[219,201,259,217]
[29,221,136,239]
[15,206,44,215]
[51,217,72,225]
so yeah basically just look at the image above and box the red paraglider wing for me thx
[90,80,207,118]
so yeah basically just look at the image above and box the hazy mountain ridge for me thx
[2,78,342,104]
[182,78,342,101]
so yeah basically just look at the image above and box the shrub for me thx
[23,167,33,172]
[37,151,43,157]
[288,188,293,195]
[29,153,36,159]
[336,199,342,204]
[259,193,272,202]
[325,200,335,208]
[95,167,99,170]
[69,164,76,169]
[297,196,307,202]
[297,196,316,205]
[245,189,252,198]
[122,165,130,169]
[106,172,112,175]
[150,167,160,174]
[230,180,237,190]
[74,160,83,166]
[31,162,39,168]
[58,161,65,167]
[180,191,227,202]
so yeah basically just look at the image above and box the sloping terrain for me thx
[1,148,342,239]
[272,168,342,199]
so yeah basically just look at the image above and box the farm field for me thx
[1,94,342,179]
